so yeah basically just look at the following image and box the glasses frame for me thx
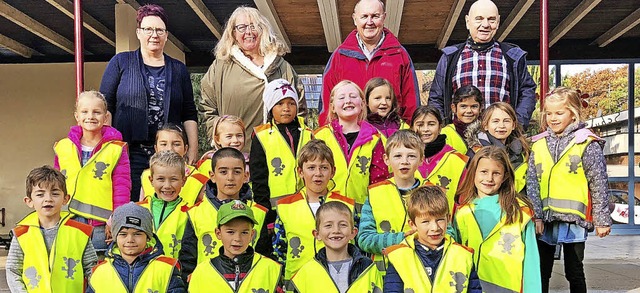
[234,24,259,34]
[138,27,167,36]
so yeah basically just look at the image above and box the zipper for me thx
[234,263,240,292]
[159,200,168,227]
[128,262,135,290]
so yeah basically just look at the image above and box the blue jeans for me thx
[128,144,154,202]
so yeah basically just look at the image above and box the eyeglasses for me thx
[138,27,167,36]
[234,24,258,34]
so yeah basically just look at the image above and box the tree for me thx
[563,66,629,119]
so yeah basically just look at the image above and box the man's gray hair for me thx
[354,0,386,13]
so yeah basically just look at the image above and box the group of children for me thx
[5,77,611,293]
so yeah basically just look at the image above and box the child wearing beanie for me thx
[249,79,312,257]
[87,202,186,293]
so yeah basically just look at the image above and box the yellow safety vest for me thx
[188,253,282,293]
[384,234,474,293]
[441,124,468,155]
[513,160,528,194]
[254,117,312,208]
[89,255,178,293]
[314,125,380,208]
[454,201,532,293]
[276,189,355,282]
[291,258,382,293]
[141,165,207,206]
[138,196,190,258]
[532,136,594,220]
[54,138,125,222]
[367,178,421,272]
[187,197,267,263]
[423,150,468,215]
[14,212,92,293]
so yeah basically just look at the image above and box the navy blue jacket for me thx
[87,236,185,293]
[100,49,197,143]
[383,238,482,293]
[428,41,537,128]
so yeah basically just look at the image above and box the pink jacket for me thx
[320,28,420,125]
[418,144,467,189]
[54,125,131,225]
[329,120,389,185]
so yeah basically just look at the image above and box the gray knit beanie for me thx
[110,202,154,240]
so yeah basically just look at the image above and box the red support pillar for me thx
[74,0,84,97]
[540,0,549,109]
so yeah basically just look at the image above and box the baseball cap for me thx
[217,200,258,226]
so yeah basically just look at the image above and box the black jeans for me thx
[538,240,587,293]
[128,144,154,202]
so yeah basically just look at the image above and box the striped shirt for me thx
[453,42,510,107]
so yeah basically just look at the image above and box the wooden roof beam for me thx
[384,0,404,36]
[436,0,466,49]
[117,0,190,52]
[186,0,223,40]
[0,32,39,58]
[0,0,75,54]
[318,0,341,52]
[254,0,291,52]
[593,8,640,47]
[549,0,602,47]
[496,0,534,41]
[45,0,115,47]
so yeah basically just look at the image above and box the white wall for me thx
[0,62,107,234]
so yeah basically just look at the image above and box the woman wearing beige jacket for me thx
[199,6,305,152]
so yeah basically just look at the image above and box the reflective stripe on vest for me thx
[423,150,467,215]
[291,259,382,293]
[454,201,532,293]
[532,136,592,219]
[89,255,177,293]
[138,197,190,258]
[187,198,267,263]
[15,212,91,293]
[314,125,379,207]
[54,138,124,222]
[276,190,355,281]
[384,235,474,293]
[368,178,416,272]
[254,117,312,206]
[441,124,468,155]
[188,253,281,293]
[141,165,207,206]
[513,160,528,194]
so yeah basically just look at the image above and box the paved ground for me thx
[1,235,639,292]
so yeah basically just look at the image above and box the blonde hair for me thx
[407,185,449,221]
[481,102,530,158]
[541,87,582,132]
[385,129,424,158]
[76,90,107,112]
[214,6,288,60]
[149,150,186,178]
[327,80,367,124]
[212,115,246,150]
[315,201,354,229]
